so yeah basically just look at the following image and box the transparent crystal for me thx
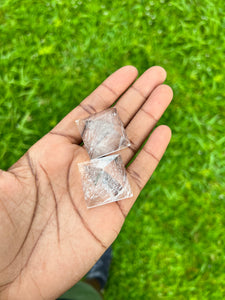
[76,108,130,159]
[78,154,133,208]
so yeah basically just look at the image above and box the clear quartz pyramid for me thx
[78,154,133,208]
[76,108,130,159]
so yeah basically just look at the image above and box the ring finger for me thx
[121,84,173,164]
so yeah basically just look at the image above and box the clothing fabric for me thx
[57,281,102,300]
[86,246,112,289]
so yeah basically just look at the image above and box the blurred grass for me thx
[0,0,225,299]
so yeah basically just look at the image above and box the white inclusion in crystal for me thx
[78,154,133,208]
[75,107,130,159]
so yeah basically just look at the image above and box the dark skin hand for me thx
[0,66,173,299]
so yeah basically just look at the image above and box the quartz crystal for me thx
[78,154,133,208]
[76,108,130,159]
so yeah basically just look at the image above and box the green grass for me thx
[1,0,225,298]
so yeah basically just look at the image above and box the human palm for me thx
[0,66,173,299]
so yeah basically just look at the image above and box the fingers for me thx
[49,66,167,145]
[118,125,172,215]
[50,66,138,143]
[121,84,173,164]
[115,66,167,126]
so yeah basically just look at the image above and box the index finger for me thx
[50,66,138,143]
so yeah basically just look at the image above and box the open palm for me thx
[0,66,173,299]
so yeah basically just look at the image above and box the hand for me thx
[0,66,173,299]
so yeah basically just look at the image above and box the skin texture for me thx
[0,66,173,300]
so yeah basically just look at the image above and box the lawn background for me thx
[0,0,225,299]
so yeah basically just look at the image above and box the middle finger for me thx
[115,66,167,126]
